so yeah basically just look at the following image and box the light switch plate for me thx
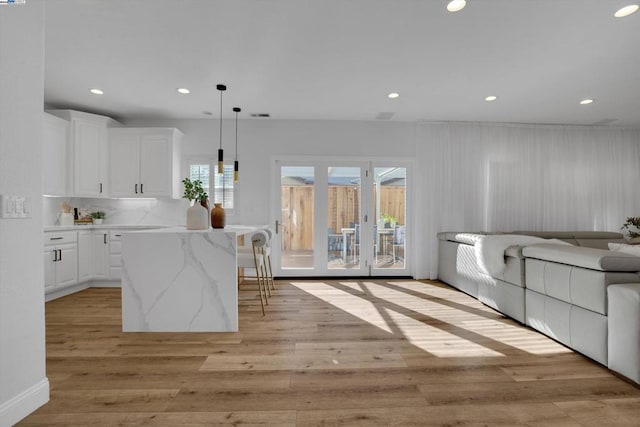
[0,195,32,219]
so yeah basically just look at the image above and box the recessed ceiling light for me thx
[485,95,497,102]
[177,88,190,94]
[580,99,594,105]
[614,4,639,18]
[447,0,466,12]
[388,92,399,99]
[90,88,103,95]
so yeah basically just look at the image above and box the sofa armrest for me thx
[523,243,640,272]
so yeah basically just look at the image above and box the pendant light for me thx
[233,107,241,182]
[216,84,226,175]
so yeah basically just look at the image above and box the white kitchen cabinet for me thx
[109,230,124,280]
[44,231,78,292]
[93,230,110,280]
[78,230,93,282]
[42,112,69,196]
[47,110,121,197]
[109,128,183,198]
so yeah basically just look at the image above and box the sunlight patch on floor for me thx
[362,281,570,356]
[382,307,505,357]
[290,282,393,333]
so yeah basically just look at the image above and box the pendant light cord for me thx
[235,110,238,160]
[219,90,223,150]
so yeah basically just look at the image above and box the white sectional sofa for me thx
[437,231,640,384]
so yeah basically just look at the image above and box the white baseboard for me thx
[45,283,90,302]
[90,280,121,288]
[0,378,49,427]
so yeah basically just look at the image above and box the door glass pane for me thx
[327,167,361,269]
[373,167,406,269]
[281,166,314,269]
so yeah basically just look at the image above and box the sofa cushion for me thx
[523,243,640,272]
[437,232,492,245]
[609,242,640,257]
[525,258,640,314]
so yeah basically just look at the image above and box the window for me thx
[188,159,236,212]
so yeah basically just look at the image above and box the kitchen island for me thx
[121,225,260,332]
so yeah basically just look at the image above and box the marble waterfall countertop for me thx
[44,224,173,232]
[121,225,264,332]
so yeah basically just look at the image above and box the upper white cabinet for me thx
[47,110,121,197]
[42,113,69,196]
[109,128,183,198]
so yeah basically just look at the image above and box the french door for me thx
[272,158,410,277]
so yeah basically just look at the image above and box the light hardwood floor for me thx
[19,280,640,426]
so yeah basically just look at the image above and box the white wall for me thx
[0,1,49,425]
[124,117,416,224]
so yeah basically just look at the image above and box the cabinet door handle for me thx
[104,233,107,244]
[115,234,122,237]
[53,250,58,262]
[140,183,144,194]
[135,184,138,194]
[100,183,103,193]
[49,237,63,241]
[59,249,63,261]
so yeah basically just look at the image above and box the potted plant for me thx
[182,178,209,230]
[90,211,106,225]
[381,213,397,228]
[621,216,640,244]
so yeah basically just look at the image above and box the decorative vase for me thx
[211,203,225,229]
[93,218,103,225]
[186,201,208,230]
[200,198,210,228]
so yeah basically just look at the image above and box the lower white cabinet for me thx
[93,231,110,280]
[44,231,78,292]
[78,230,93,282]
[109,230,124,280]
[44,227,161,298]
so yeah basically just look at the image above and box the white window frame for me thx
[186,156,238,216]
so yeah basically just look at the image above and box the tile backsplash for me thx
[43,197,190,226]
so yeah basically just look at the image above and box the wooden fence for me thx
[281,185,405,251]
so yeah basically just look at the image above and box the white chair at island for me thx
[237,230,270,316]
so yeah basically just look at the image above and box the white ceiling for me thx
[44,0,640,126]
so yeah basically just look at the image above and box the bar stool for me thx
[263,228,276,291]
[237,230,269,316]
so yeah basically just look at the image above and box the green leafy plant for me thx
[621,216,640,239]
[381,213,397,227]
[182,177,208,203]
[90,211,106,219]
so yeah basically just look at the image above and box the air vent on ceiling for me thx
[376,112,395,120]
[591,118,618,125]
[250,113,270,118]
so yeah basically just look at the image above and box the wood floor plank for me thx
[296,402,583,426]
[18,280,640,426]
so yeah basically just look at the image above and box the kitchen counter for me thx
[44,224,172,232]
[121,225,263,332]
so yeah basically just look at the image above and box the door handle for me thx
[100,183,103,193]
[58,249,62,262]
[140,183,144,194]
[49,237,63,241]
[104,233,107,244]
[53,250,58,262]
[135,184,138,194]
[275,220,279,234]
